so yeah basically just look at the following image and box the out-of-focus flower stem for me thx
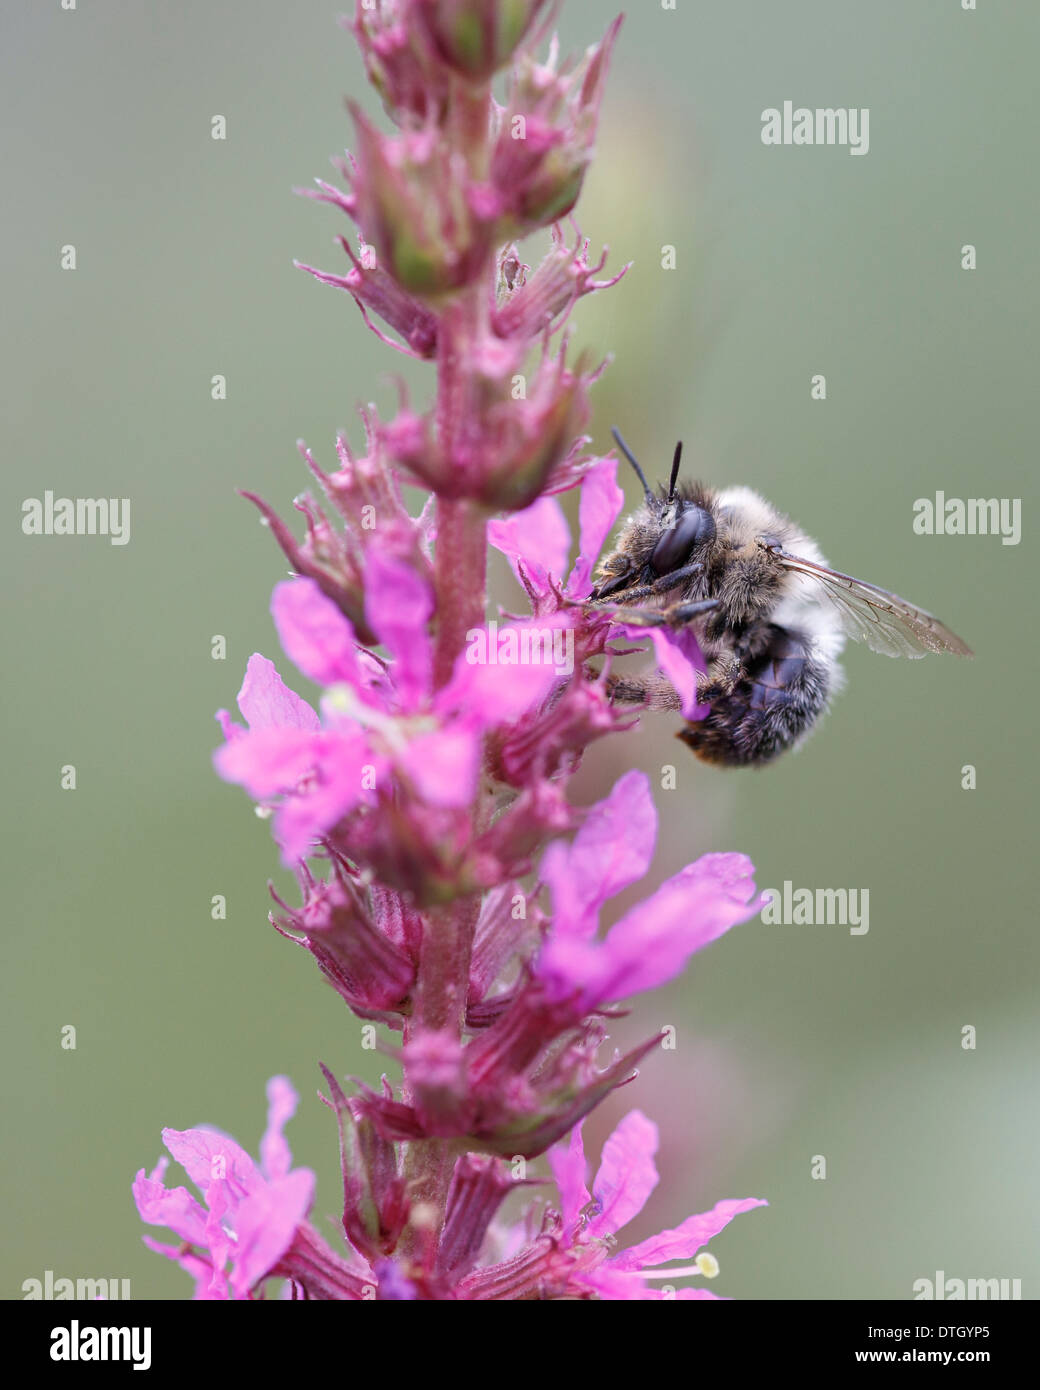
[432,495,488,688]
[449,73,492,175]
[408,506,488,1247]
[417,895,482,1033]
[399,1139,460,1260]
[401,897,481,1252]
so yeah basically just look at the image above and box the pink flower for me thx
[545,1110,767,1299]
[132,1078,317,1300]
[215,566,561,867]
[348,770,763,1159]
[534,770,765,1011]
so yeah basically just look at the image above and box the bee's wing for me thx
[772,549,973,659]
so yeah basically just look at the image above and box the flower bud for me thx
[491,17,621,237]
[415,0,549,82]
[438,1155,528,1280]
[351,108,496,297]
[470,341,595,510]
[473,1032,663,1159]
[241,488,378,646]
[270,863,416,1019]
[349,1,449,125]
[241,425,433,647]
[320,1064,409,1258]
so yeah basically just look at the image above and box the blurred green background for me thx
[3,0,1036,1301]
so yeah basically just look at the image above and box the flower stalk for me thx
[432,496,487,688]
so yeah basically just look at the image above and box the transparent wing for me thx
[773,549,973,659]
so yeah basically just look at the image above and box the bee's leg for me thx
[598,597,719,630]
[695,651,743,700]
[668,598,721,624]
[607,650,741,711]
[590,566,635,600]
[598,594,724,709]
[652,562,704,594]
[605,672,683,709]
[591,562,704,607]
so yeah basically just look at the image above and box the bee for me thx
[590,429,973,768]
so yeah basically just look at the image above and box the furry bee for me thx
[591,430,972,768]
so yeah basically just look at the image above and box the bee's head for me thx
[608,425,717,572]
[649,495,716,575]
[592,430,717,597]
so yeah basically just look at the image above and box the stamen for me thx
[642,1252,719,1281]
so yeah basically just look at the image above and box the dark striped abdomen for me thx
[680,625,831,767]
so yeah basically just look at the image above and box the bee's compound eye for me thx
[649,505,715,574]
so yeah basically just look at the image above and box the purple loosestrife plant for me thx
[133,0,767,1300]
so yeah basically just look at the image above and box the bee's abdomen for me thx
[680,626,831,767]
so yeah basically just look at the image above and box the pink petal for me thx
[542,770,656,939]
[400,727,480,807]
[200,1189,234,1299]
[237,654,320,732]
[546,1122,590,1232]
[611,1197,769,1273]
[260,1075,298,1181]
[271,578,366,689]
[132,1169,209,1246]
[213,726,321,799]
[578,1266,649,1299]
[363,550,432,707]
[440,621,564,724]
[230,1168,314,1300]
[597,853,763,996]
[140,1239,222,1300]
[488,495,571,591]
[538,853,762,1007]
[588,1110,660,1238]
[272,734,378,865]
[216,709,243,741]
[161,1127,261,1201]
[568,458,624,597]
[576,1269,724,1299]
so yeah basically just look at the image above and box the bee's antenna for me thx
[610,427,653,504]
[668,440,683,502]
